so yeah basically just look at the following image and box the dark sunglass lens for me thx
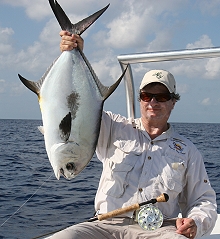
[140,92,172,102]
[140,92,152,102]
[155,94,171,102]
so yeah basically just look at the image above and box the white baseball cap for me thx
[139,70,176,93]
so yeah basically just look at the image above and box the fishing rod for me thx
[88,193,169,221]
[33,193,169,239]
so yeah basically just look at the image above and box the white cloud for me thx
[0,0,220,122]
[145,30,173,52]
[166,35,216,80]
[94,0,187,50]
[197,0,220,16]
[11,82,26,95]
[0,79,6,93]
[104,8,151,49]
[186,35,213,49]
[201,97,211,106]
[90,49,121,85]
[1,0,113,21]
[0,19,61,75]
[0,27,14,41]
[1,0,50,20]
[0,27,14,54]
[177,84,188,94]
[204,58,220,80]
[0,78,27,95]
[183,35,220,81]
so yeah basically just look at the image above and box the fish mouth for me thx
[59,168,67,179]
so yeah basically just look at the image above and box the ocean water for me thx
[0,119,219,239]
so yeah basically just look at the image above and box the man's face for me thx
[140,83,176,123]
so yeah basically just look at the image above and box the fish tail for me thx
[49,0,110,35]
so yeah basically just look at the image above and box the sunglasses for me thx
[140,92,173,102]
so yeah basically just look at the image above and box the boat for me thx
[42,215,220,239]
[202,213,220,239]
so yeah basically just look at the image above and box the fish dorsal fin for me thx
[49,0,109,35]
[77,46,128,101]
[101,65,128,101]
[59,112,72,142]
[85,64,127,101]
[18,74,42,96]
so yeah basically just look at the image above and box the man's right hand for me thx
[59,30,84,52]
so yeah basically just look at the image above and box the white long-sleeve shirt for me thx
[95,111,217,238]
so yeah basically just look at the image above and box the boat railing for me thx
[117,46,220,119]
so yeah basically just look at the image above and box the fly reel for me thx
[137,204,163,230]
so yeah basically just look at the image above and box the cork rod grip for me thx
[97,203,140,221]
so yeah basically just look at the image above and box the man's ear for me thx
[172,100,176,109]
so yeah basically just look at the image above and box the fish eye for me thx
[66,162,75,172]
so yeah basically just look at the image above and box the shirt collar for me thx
[136,118,173,141]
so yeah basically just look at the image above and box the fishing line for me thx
[0,173,54,228]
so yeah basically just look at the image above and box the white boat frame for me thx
[117,46,220,119]
[117,46,220,238]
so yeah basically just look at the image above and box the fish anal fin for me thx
[59,112,72,142]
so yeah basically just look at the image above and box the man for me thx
[51,31,217,239]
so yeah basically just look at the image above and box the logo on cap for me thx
[153,72,163,79]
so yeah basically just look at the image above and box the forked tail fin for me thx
[48,0,110,35]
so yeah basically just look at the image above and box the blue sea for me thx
[0,119,219,239]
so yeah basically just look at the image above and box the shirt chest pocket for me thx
[157,156,186,200]
[102,163,134,198]
[102,139,142,198]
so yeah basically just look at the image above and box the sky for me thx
[1,0,220,123]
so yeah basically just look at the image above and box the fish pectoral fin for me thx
[38,126,44,135]
[18,74,41,96]
[59,112,72,142]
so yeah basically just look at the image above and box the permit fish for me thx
[18,0,126,180]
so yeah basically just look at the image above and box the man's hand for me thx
[59,30,84,52]
[176,218,197,239]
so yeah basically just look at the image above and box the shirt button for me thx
[148,156,151,160]
[139,188,143,192]
[151,141,154,145]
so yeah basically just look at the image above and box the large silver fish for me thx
[18,0,126,180]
